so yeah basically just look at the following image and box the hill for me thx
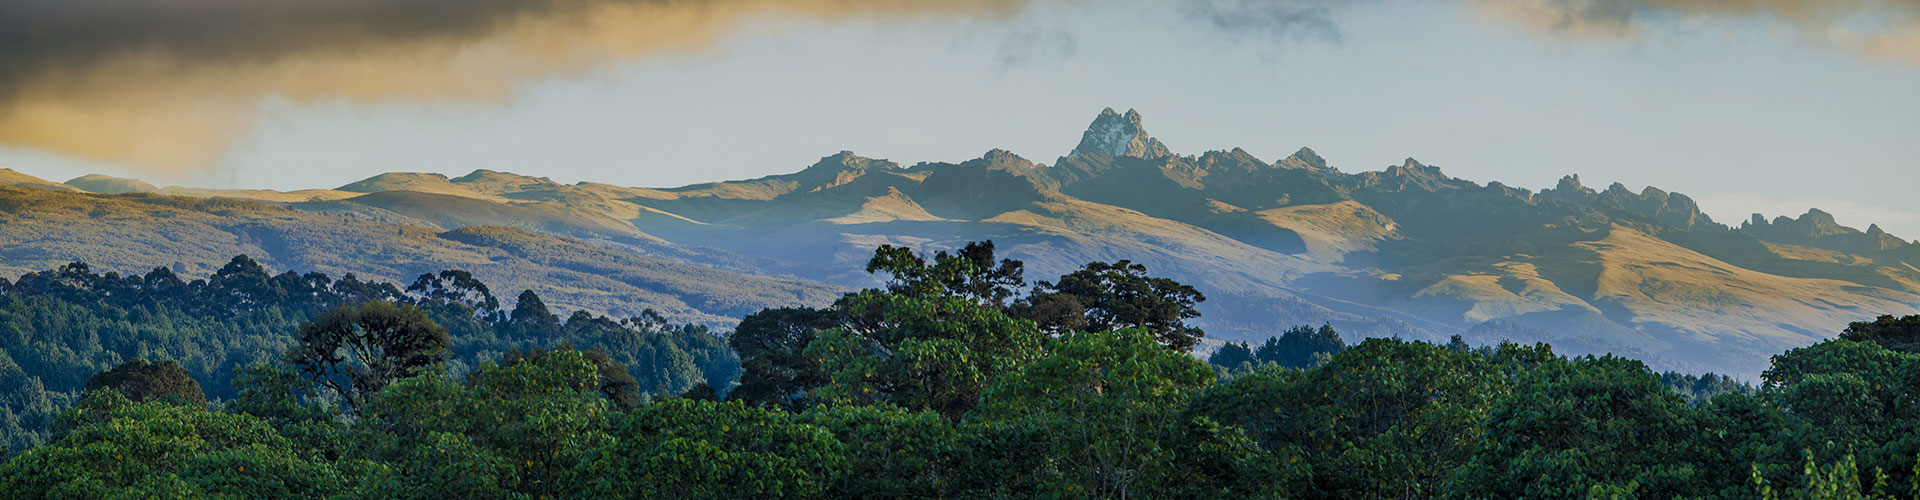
[0,187,841,324]
[9,108,1917,376]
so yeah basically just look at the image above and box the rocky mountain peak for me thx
[962,148,1042,175]
[977,148,1033,166]
[788,151,902,190]
[1555,174,1588,194]
[806,151,896,172]
[1386,158,1440,178]
[1802,208,1838,225]
[1277,147,1330,171]
[452,169,562,195]
[1070,107,1171,159]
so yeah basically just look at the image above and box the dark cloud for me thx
[0,0,1028,171]
[1,0,1915,172]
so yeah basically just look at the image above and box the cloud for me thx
[1178,0,1353,43]
[4,0,1917,175]
[1469,0,1920,61]
[0,0,1031,173]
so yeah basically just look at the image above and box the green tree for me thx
[225,364,347,457]
[981,328,1278,499]
[1699,392,1814,499]
[802,404,958,498]
[730,306,842,409]
[1453,354,1703,499]
[82,358,205,408]
[284,301,451,411]
[1208,341,1254,371]
[360,347,616,498]
[1838,314,1920,353]
[1254,324,1346,369]
[567,399,847,499]
[806,290,1045,419]
[1193,338,1498,499]
[1024,260,1207,350]
[0,390,377,499]
[866,240,1027,307]
[509,290,561,339]
[1761,340,1920,490]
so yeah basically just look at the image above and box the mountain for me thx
[64,174,159,194]
[56,172,359,202]
[0,169,78,192]
[1071,107,1172,159]
[7,108,1916,376]
[0,187,841,325]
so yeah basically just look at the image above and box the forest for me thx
[0,241,1916,499]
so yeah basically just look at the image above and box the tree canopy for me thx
[2,244,1917,499]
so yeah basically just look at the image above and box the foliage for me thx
[867,240,1026,307]
[1661,370,1752,405]
[0,257,743,449]
[1254,324,1347,369]
[567,399,847,499]
[1840,314,1920,354]
[0,390,376,499]
[807,290,1045,419]
[1455,354,1704,499]
[1026,260,1207,350]
[1193,338,1499,499]
[286,301,451,411]
[82,358,205,408]
[358,348,615,498]
[729,306,841,409]
[982,328,1277,499]
[1208,341,1255,372]
[14,244,1920,499]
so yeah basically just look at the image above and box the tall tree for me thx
[1208,342,1254,370]
[83,359,206,408]
[510,290,561,338]
[982,328,1277,498]
[1838,314,1920,353]
[808,290,1045,419]
[1254,325,1346,369]
[284,301,451,411]
[866,240,1026,307]
[1026,260,1207,350]
[407,270,500,312]
[729,306,842,409]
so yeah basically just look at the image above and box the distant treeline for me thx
[0,257,737,452]
[1,242,1918,499]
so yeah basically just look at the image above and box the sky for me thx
[2,0,1918,234]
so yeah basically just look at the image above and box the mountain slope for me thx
[0,187,841,324]
[0,169,79,192]
[9,108,1916,377]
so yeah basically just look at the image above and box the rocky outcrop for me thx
[1069,108,1172,159]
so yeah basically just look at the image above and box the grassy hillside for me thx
[0,187,841,324]
[11,111,1920,377]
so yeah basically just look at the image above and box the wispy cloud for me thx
[1468,0,1920,61]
